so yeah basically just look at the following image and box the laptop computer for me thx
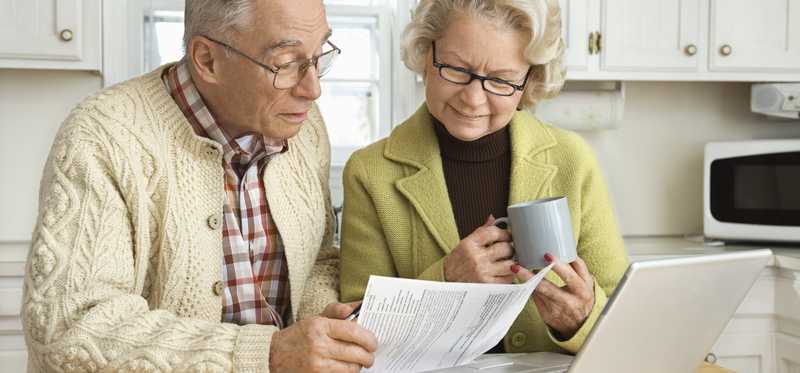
[426,249,772,373]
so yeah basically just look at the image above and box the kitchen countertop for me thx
[625,236,800,271]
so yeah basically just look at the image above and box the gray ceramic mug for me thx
[493,196,577,269]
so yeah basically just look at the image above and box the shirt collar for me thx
[163,60,288,163]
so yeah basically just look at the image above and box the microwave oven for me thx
[704,140,800,243]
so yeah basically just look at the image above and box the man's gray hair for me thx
[183,0,255,48]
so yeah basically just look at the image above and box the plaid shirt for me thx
[163,61,291,327]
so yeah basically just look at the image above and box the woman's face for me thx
[425,15,530,141]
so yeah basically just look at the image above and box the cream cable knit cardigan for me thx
[22,65,340,372]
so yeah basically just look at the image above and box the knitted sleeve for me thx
[297,104,341,319]
[22,111,273,373]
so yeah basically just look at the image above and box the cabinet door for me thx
[560,0,592,71]
[600,0,702,72]
[776,333,800,373]
[712,332,774,373]
[0,276,26,372]
[0,0,100,70]
[709,0,800,72]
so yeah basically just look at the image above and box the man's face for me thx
[211,0,330,140]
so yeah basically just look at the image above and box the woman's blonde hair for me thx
[401,0,565,109]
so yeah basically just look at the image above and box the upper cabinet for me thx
[601,0,701,72]
[0,0,796,81]
[559,0,592,71]
[0,0,101,70]
[709,0,800,73]
[564,0,800,81]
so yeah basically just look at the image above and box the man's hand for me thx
[269,302,378,372]
[321,301,361,320]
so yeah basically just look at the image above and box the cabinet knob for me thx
[596,31,603,53]
[719,44,733,56]
[59,29,74,42]
[588,32,598,55]
[704,352,718,364]
[684,44,698,56]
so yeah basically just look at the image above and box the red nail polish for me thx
[510,264,520,274]
[544,253,554,263]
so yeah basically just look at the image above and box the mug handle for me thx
[493,217,509,230]
[492,218,516,257]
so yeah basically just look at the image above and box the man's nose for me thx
[292,66,322,101]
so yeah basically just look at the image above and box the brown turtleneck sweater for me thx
[433,117,512,239]
[433,117,512,353]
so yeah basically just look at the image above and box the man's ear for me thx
[188,36,221,84]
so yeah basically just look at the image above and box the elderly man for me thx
[21,0,376,372]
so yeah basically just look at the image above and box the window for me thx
[143,9,184,70]
[318,5,392,165]
[138,0,414,166]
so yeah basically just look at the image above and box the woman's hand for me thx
[443,215,516,284]
[513,254,595,339]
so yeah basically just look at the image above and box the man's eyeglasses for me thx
[431,41,531,97]
[203,35,341,90]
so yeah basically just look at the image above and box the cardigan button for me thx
[511,332,527,348]
[207,214,221,230]
[205,145,220,158]
[212,281,224,296]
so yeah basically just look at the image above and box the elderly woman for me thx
[339,0,629,354]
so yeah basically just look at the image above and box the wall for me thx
[0,69,103,243]
[583,82,800,236]
[0,69,102,370]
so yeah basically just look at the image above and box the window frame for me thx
[323,4,393,166]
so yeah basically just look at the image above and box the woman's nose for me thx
[459,79,488,107]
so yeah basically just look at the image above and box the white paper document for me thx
[358,264,554,373]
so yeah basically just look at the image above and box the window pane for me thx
[144,10,184,71]
[327,16,378,80]
[154,23,184,64]
[317,82,375,147]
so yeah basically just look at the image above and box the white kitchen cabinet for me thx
[600,0,702,72]
[775,266,800,373]
[709,268,777,373]
[776,333,800,373]
[713,331,775,373]
[709,265,800,373]
[566,0,800,81]
[559,0,593,71]
[0,245,28,372]
[0,0,101,70]
[709,0,800,73]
